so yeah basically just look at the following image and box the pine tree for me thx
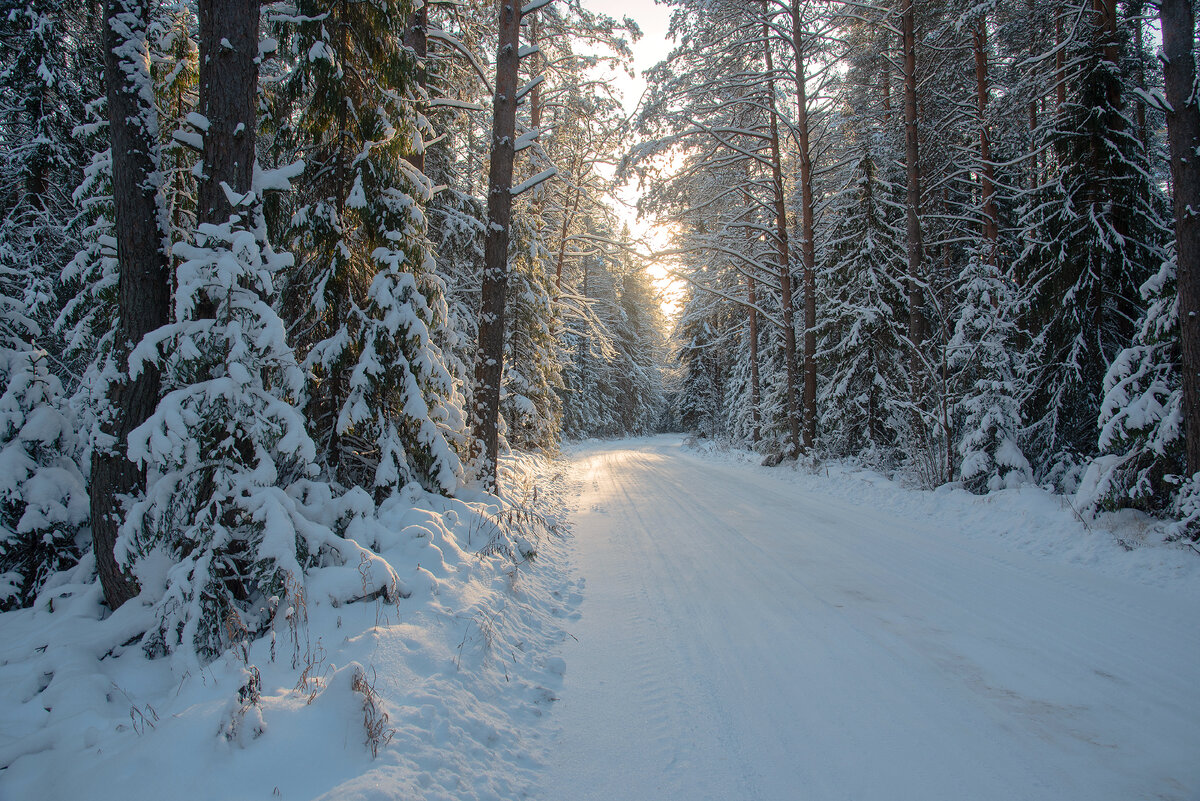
[277,0,464,495]
[121,0,335,658]
[949,251,1032,493]
[0,268,86,610]
[817,151,909,462]
[1017,5,1170,486]
[1086,258,1184,513]
[502,214,562,450]
[0,0,91,609]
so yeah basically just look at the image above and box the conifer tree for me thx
[278,0,464,495]
[817,151,909,461]
[120,0,343,658]
[1087,258,1184,514]
[949,252,1032,493]
[1017,0,1170,486]
[92,0,173,609]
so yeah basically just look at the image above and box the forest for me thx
[653,0,1199,528]
[0,0,668,637]
[0,0,1198,657]
[2,0,1200,797]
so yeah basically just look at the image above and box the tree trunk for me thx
[1159,0,1200,478]
[1130,0,1150,155]
[900,0,925,368]
[747,271,761,445]
[92,0,171,609]
[761,3,801,457]
[555,185,580,291]
[472,0,522,489]
[973,19,998,265]
[790,0,817,450]
[528,10,542,131]
[1026,0,1039,190]
[404,2,428,175]
[197,0,259,224]
[1055,15,1066,110]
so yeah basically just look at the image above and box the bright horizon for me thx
[579,0,683,317]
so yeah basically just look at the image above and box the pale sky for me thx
[578,0,683,316]
[579,0,673,116]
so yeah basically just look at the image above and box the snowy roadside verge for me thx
[0,453,577,801]
[679,436,1200,598]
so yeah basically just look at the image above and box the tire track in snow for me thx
[539,437,1200,801]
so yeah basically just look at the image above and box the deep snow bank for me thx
[0,454,577,801]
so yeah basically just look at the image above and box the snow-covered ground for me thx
[540,435,1200,801]
[0,455,577,801]
[4,435,1198,800]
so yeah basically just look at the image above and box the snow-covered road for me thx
[539,436,1200,801]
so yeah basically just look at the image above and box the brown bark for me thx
[790,0,817,450]
[761,3,801,457]
[973,20,998,266]
[900,0,925,364]
[404,2,429,175]
[197,0,259,224]
[1092,0,1119,64]
[1092,0,1122,125]
[1159,0,1200,478]
[93,0,172,608]
[1131,1,1150,154]
[472,0,522,489]
[528,11,542,131]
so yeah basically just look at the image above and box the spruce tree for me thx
[278,0,464,495]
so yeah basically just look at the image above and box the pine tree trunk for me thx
[973,20,998,265]
[900,0,925,366]
[748,270,761,445]
[1025,0,1039,187]
[404,2,428,175]
[472,0,522,489]
[92,0,171,609]
[1055,15,1066,110]
[761,4,801,457]
[197,0,259,224]
[528,10,542,131]
[1159,0,1200,477]
[1130,0,1151,154]
[790,0,817,450]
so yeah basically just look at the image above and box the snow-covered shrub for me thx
[949,252,1031,494]
[1081,257,1189,531]
[119,172,390,659]
[0,348,86,610]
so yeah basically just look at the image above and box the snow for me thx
[509,168,557,198]
[0,456,574,801]
[541,435,1200,801]
[3,437,1198,800]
